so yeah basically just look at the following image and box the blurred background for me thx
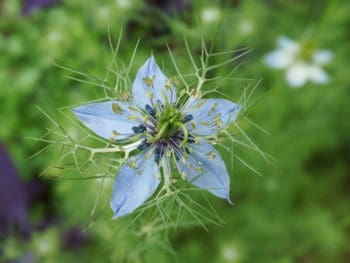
[1,0,350,262]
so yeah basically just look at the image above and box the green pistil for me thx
[300,39,316,61]
[173,122,188,147]
[154,106,188,143]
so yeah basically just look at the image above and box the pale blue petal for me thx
[72,101,141,140]
[312,50,333,65]
[276,36,295,49]
[183,98,241,136]
[308,65,329,84]
[285,63,309,88]
[132,56,176,109]
[176,140,231,201]
[264,50,295,69]
[110,150,160,219]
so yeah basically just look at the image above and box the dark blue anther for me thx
[154,146,162,164]
[157,99,164,109]
[137,139,150,151]
[132,124,146,134]
[183,114,193,123]
[187,137,195,144]
[145,104,155,118]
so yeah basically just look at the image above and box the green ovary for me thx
[300,39,316,61]
[156,107,183,139]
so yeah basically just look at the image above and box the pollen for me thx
[215,120,224,128]
[180,172,188,180]
[145,150,153,159]
[200,121,211,126]
[180,172,188,181]
[205,151,216,160]
[195,166,204,172]
[146,91,154,101]
[143,76,155,87]
[194,99,206,109]
[211,102,218,111]
[128,106,138,112]
[112,103,122,114]
[127,158,137,169]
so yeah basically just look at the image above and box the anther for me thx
[145,104,155,118]
[183,114,193,123]
[157,99,164,109]
[112,103,122,114]
[137,139,150,151]
[132,124,147,134]
[154,146,162,164]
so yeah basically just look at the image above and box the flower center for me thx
[156,106,183,139]
[299,39,316,61]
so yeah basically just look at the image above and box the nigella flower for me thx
[264,36,333,88]
[201,6,222,24]
[72,56,241,219]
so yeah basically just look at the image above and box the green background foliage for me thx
[1,0,349,262]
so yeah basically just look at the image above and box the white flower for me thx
[220,243,242,262]
[264,36,333,88]
[238,19,254,36]
[201,6,221,24]
[116,0,133,9]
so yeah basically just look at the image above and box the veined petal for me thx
[285,63,309,88]
[72,101,142,140]
[132,56,176,109]
[176,140,231,201]
[110,150,160,219]
[183,98,241,136]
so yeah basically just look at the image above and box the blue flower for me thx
[22,0,60,15]
[72,56,241,219]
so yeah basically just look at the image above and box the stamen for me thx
[194,99,206,109]
[157,99,164,109]
[183,114,193,123]
[132,124,146,134]
[180,172,188,180]
[187,136,195,144]
[143,76,155,87]
[205,151,216,160]
[128,106,138,112]
[211,102,218,111]
[195,167,204,172]
[127,158,137,169]
[145,104,155,118]
[154,146,162,164]
[112,103,122,114]
[137,139,150,151]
